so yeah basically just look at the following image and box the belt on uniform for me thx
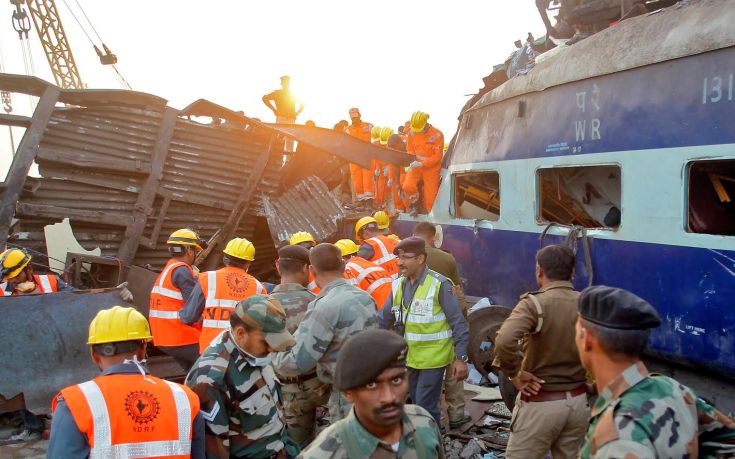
[519,383,587,403]
[278,371,318,384]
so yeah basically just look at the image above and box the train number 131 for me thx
[702,74,734,104]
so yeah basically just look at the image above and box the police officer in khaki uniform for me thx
[494,244,589,459]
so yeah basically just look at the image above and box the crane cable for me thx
[10,2,36,112]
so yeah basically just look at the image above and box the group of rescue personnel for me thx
[2,209,735,458]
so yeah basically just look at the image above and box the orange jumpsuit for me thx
[347,122,374,201]
[372,141,389,207]
[404,125,444,212]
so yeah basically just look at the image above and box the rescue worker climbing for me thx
[404,111,444,213]
[346,107,375,210]
[179,237,267,352]
[149,229,204,370]
[289,231,320,295]
[355,216,399,278]
[47,306,204,459]
[373,127,394,208]
[335,239,392,309]
[0,248,72,295]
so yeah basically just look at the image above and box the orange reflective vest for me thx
[52,373,199,459]
[307,271,321,295]
[149,259,200,347]
[197,267,267,352]
[0,274,59,296]
[364,235,399,278]
[344,256,392,309]
[407,126,444,170]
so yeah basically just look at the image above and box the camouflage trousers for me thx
[327,386,352,422]
[280,374,330,447]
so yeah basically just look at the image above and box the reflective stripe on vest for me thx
[37,275,53,292]
[202,319,230,329]
[367,276,392,294]
[77,380,192,459]
[0,283,10,296]
[151,262,187,301]
[369,237,396,265]
[416,155,429,161]
[148,310,180,319]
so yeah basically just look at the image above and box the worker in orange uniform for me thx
[372,127,394,208]
[373,210,400,241]
[404,111,444,213]
[179,238,267,352]
[289,231,320,295]
[149,229,205,370]
[335,239,392,309]
[385,133,408,212]
[0,248,73,295]
[355,216,399,278]
[346,107,375,210]
[47,306,204,458]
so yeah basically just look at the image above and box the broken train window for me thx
[453,171,500,221]
[537,165,621,229]
[687,160,735,236]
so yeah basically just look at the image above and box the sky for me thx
[0,1,544,177]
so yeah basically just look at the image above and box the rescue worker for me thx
[355,216,399,278]
[373,210,400,241]
[179,237,267,353]
[300,330,445,458]
[0,248,72,295]
[271,245,329,447]
[149,229,204,370]
[494,244,589,458]
[386,134,408,212]
[186,295,299,459]
[403,111,444,213]
[373,127,393,208]
[412,222,470,430]
[577,286,735,458]
[289,231,320,294]
[334,239,392,309]
[48,306,204,458]
[346,108,374,210]
[273,243,377,422]
[262,75,304,124]
[377,237,470,428]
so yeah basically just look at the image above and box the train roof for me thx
[464,0,735,115]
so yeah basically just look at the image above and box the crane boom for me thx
[23,0,83,89]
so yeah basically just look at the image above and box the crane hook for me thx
[11,2,31,40]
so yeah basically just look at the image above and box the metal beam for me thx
[15,202,133,227]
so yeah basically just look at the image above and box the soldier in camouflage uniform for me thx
[575,285,735,458]
[186,295,300,459]
[273,243,377,422]
[299,329,444,459]
[271,245,330,447]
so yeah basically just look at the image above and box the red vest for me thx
[0,274,59,296]
[52,373,199,459]
[149,259,200,347]
[344,257,392,309]
[197,267,266,352]
[364,236,399,278]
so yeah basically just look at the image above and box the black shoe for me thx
[448,414,472,430]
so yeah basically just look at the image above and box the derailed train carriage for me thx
[395,0,735,411]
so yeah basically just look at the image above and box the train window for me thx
[537,165,621,228]
[687,160,735,236]
[453,172,500,220]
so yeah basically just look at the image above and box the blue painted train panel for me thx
[451,46,735,164]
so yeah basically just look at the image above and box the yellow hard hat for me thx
[335,239,360,257]
[371,125,381,141]
[223,237,255,261]
[289,231,316,246]
[410,111,429,133]
[379,127,394,145]
[87,306,153,345]
[355,216,378,240]
[373,210,390,229]
[387,234,401,242]
[0,248,32,282]
[167,228,204,251]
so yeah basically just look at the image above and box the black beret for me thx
[393,236,426,256]
[578,285,661,330]
[278,245,310,264]
[335,330,407,390]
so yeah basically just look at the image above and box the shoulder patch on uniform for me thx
[200,402,220,422]
[519,291,540,299]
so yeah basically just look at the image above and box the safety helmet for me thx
[87,306,153,345]
[355,216,378,240]
[0,248,32,282]
[373,210,390,229]
[335,239,360,257]
[410,111,430,133]
[379,127,394,145]
[223,237,255,261]
[289,231,316,246]
[371,125,381,141]
[167,228,204,251]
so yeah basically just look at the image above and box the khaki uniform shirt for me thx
[494,280,587,391]
[424,244,468,314]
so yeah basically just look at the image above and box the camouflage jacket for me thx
[185,331,299,459]
[271,283,314,334]
[272,278,377,384]
[298,404,444,459]
[581,361,735,459]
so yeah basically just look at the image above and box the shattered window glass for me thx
[688,160,735,236]
[453,172,500,221]
[537,165,621,229]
